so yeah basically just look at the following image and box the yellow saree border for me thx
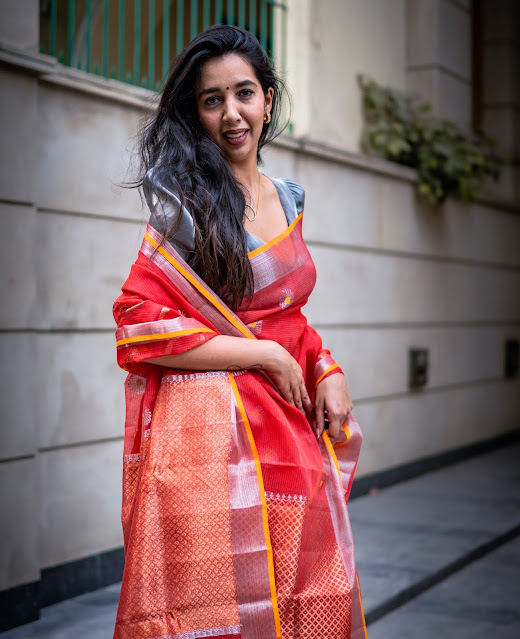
[229,373,282,639]
[322,431,368,639]
[357,573,368,639]
[116,327,215,347]
[315,362,340,388]
[332,422,353,449]
[248,212,303,259]
[322,432,343,488]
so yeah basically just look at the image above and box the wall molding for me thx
[407,62,471,86]
[40,547,125,608]
[272,135,417,182]
[0,580,40,632]
[1,42,519,213]
[306,238,520,271]
[0,547,124,632]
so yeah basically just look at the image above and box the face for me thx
[196,53,274,168]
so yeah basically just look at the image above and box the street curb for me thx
[364,523,520,626]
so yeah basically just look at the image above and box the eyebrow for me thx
[198,79,257,97]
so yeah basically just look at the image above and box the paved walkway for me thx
[3,442,520,638]
[352,442,520,638]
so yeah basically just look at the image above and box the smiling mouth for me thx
[223,130,248,145]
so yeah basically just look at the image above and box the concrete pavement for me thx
[368,536,520,639]
[2,441,519,638]
[350,441,520,637]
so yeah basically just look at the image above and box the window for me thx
[39,0,287,91]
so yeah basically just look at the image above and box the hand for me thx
[262,341,314,415]
[315,373,353,440]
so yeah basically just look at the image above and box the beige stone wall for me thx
[1,0,519,604]
[406,0,472,130]
[0,55,146,589]
[263,141,520,476]
[0,0,39,52]
[286,0,519,203]
[0,60,40,592]
[286,0,408,150]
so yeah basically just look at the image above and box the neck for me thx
[230,156,259,191]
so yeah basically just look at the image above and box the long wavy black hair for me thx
[136,25,289,309]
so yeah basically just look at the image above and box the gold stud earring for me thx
[263,112,271,124]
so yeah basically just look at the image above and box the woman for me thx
[113,25,366,639]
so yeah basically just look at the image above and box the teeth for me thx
[225,132,246,139]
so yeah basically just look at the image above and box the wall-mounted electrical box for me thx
[505,339,519,378]
[409,348,429,388]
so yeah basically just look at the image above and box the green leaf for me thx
[358,75,505,205]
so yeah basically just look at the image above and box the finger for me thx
[327,412,342,440]
[315,395,325,437]
[279,384,295,406]
[293,382,304,411]
[300,380,313,415]
[336,423,348,443]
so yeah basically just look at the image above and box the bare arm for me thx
[145,335,313,414]
[146,335,269,371]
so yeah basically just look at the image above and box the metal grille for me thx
[39,0,286,91]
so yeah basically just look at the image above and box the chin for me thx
[225,146,256,163]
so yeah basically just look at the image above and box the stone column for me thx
[0,0,39,51]
[406,0,472,131]
[481,0,520,201]
[285,0,312,138]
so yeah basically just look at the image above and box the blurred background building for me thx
[1,0,519,630]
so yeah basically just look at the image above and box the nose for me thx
[222,96,241,123]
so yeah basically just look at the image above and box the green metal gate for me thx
[39,0,287,91]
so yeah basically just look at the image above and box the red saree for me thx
[113,207,366,638]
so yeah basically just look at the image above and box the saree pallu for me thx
[113,213,366,639]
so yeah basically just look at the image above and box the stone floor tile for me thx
[368,536,520,639]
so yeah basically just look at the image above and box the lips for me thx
[223,129,248,145]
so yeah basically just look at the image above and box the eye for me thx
[239,89,254,98]
[204,95,220,106]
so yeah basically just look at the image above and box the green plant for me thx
[358,74,503,205]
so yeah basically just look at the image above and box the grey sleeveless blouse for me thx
[143,168,305,260]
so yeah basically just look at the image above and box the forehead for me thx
[198,53,258,88]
